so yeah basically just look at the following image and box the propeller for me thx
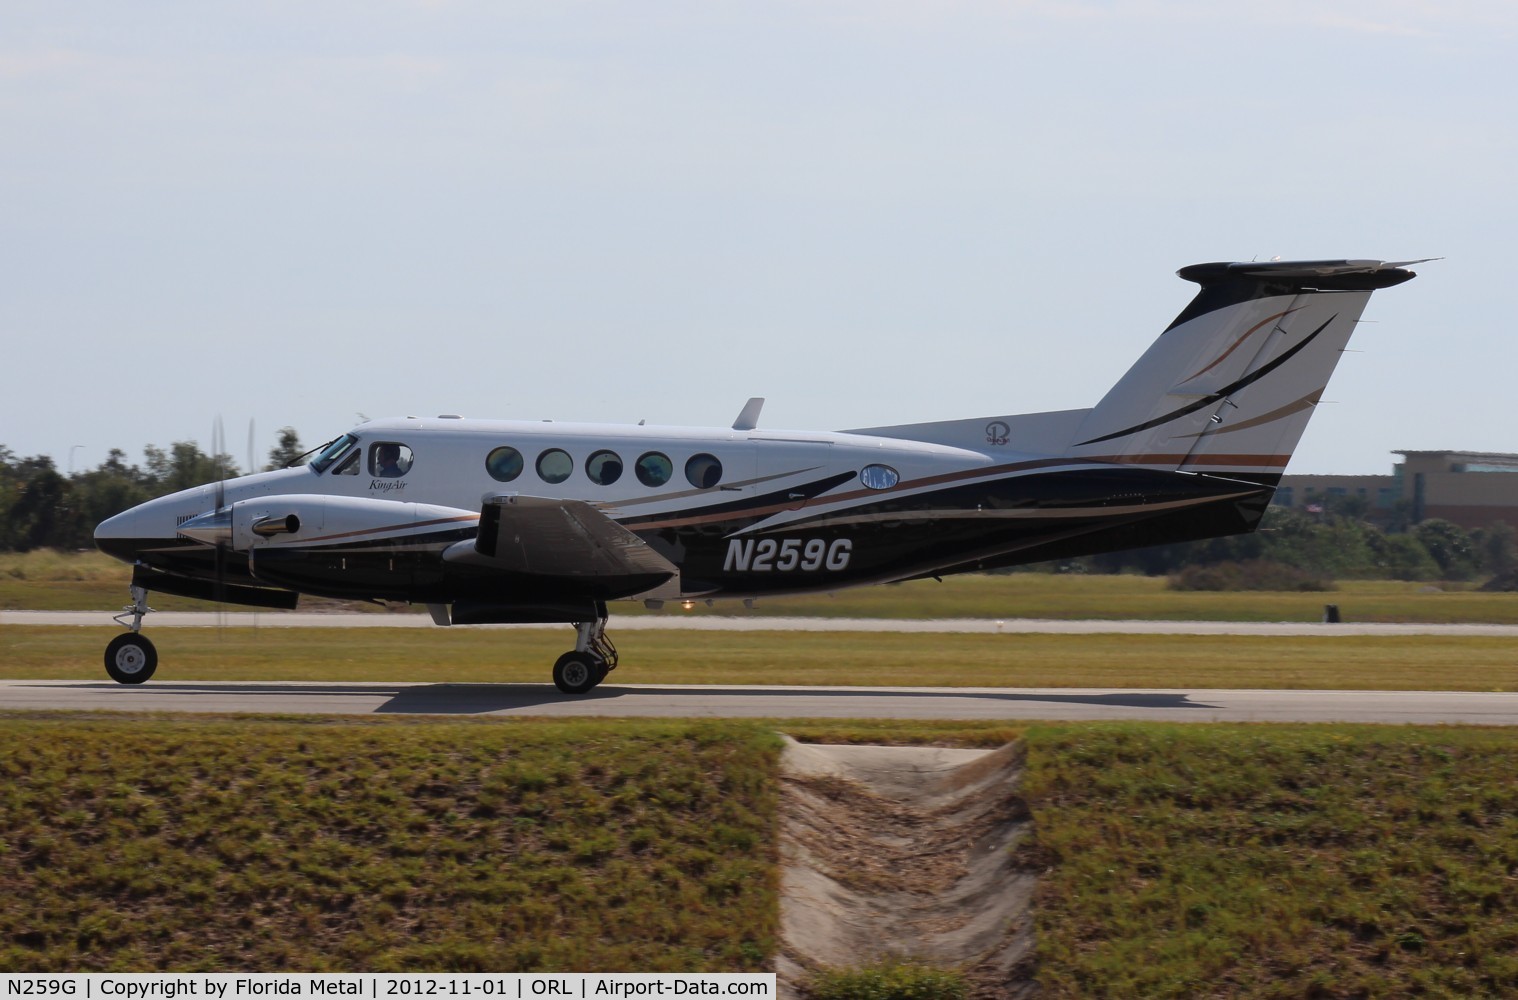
[212,417,229,607]
[209,417,261,599]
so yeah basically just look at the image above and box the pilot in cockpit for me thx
[374,443,405,478]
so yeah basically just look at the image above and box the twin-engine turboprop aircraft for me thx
[95,258,1423,692]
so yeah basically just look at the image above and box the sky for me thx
[2,1,1514,476]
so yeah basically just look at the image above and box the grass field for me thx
[1026,723,1518,998]
[0,715,779,972]
[6,714,1518,998]
[6,549,1518,623]
[7,625,1518,691]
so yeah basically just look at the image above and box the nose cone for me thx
[94,506,154,563]
[94,487,214,563]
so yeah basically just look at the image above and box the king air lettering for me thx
[724,537,852,573]
[369,480,407,494]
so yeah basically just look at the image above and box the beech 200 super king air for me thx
[94,258,1424,693]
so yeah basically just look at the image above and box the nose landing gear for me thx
[106,581,158,684]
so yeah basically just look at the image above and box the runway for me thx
[4,679,1518,725]
[9,611,1517,724]
[8,611,1518,637]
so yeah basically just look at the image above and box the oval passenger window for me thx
[685,453,723,489]
[860,464,899,490]
[586,450,624,486]
[636,452,673,487]
[486,446,524,483]
[537,449,574,484]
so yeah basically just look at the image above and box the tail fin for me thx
[1066,259,1423,482]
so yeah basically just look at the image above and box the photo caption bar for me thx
[0,975,774,999]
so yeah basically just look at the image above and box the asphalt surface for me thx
[9,610,1518,636]
[3,679,1518,725]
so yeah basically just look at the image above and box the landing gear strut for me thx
[106,581,158,684]
[552,608,617,695]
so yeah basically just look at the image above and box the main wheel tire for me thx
[552,651,601,695]
[105,633,158,685]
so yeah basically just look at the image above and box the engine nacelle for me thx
[222,494,481,600]
[179,494,479,554]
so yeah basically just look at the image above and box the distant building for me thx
[1276,451,1518,530]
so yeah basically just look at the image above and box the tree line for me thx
[0,429,306,552]
[2,434,1515,586]
[1070,495,1517,586]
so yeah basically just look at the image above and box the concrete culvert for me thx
[776,738,1040,999]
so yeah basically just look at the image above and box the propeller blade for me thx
[212,416,228,606]
[213,416,226,513]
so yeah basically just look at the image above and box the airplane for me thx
[94,258,1424,693]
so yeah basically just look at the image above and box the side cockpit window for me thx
[310,433,358,474]
[370,442,413,478]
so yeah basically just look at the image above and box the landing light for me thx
[681,600,695,611]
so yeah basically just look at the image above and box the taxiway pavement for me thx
[9,611,1515,724]
[8,611,1518,637]
[4,679,1518,725]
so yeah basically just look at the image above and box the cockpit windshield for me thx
[309,433,359,474]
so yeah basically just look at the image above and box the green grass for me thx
[6,625,1518,690]
[805,960,969,999]
[7,550,1518,622]
[721,575,1518,626]
[0,715,779,972]
[1024,724,1518,998]
[0,550,391,614]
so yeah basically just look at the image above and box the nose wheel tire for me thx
[552,651,604,695]
[105,633,158,684]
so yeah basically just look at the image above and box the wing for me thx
[444,494,678,588]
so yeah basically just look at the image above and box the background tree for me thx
[1371,532,1443,581]
[1412,519,1479,581]
[0,430,301,551]
[4,456,76,551]
[67,450,156,549]
[266,427,305,470]
[1473,521,1517,577]
[144,441,241,494]
[0,446,17,549]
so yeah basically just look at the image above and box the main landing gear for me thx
[552,612,618,695]
[106,582,158,684]
[99,581,619,694]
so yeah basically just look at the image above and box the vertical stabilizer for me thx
[1067,260,1421,481]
